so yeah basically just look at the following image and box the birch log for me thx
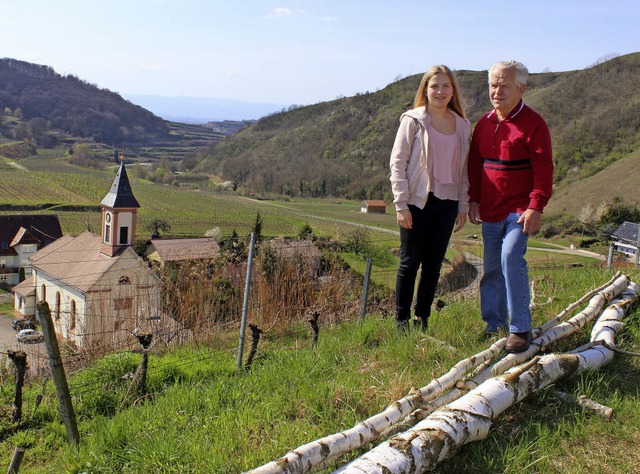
[245,276,631,474]
[245,340,507,474]
[334,284,638,473]
[489,274,630,376]
[420,276,632,418]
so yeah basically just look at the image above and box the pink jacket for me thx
[389,106,472,213]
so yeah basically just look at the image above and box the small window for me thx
[119,226,129,245]
[118,275,131,285]
[69,300,76,330]
[105,224,110,243]
[55,292,61,320]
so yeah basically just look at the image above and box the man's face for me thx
[489,67,525,118]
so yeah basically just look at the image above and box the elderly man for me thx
[468,60,554,353]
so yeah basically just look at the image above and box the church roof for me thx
[29,231,127,293]
[100,160,140,209]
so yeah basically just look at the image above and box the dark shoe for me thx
[505,331,532,353]
[413,316,428,333]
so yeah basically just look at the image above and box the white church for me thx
[13,158,162,349]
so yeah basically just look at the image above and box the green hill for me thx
[0,58,168,145]
[2,54,640,221]
[197,53,640,215]
[0,58,234,162]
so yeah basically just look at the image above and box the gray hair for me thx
[489,60,529,87]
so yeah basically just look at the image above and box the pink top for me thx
[428,126,461,202]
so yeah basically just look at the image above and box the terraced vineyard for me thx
[0,154,384,239]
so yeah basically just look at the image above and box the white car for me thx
[16,328,44,344]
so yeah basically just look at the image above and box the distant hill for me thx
[2,55,639,220]
[0,58,240,161]
[0,58,169,146]
[197,53,640,216]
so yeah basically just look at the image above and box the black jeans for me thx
[395,195,458,322]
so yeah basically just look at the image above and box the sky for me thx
[1,0,639,109]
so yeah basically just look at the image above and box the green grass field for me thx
[1,267,638,473]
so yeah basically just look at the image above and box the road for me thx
[0,314,20,350]
[0,292,19,350]
[1,293,49,376]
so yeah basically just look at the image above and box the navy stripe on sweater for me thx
[481,157,531,171]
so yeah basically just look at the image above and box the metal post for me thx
[237,233,256,368]
[37,301,79,445]
[606,243,613,269]
[359,258,373,322]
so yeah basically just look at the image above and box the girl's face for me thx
[426,73,454,110]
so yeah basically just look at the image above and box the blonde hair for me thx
[413,65,466,119]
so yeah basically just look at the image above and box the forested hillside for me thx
[197,53,640,203]
[0,58,168,146]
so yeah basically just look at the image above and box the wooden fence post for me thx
[7,350,26,423]
[359,258,373,322]
[37,301,79,445]
[308,311,320,349]
[135,334,153,398]
[237,233,256,369]
[244,324,263,370]
[7,446,25,474]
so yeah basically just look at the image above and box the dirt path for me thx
[7,161,29,172]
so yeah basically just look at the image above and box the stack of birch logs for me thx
[247,273,638,474]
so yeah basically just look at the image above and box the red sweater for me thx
[468,100,553,222]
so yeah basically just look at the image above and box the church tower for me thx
[100,156,140,257]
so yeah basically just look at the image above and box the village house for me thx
[360,200,387,214]
[0,214,62,287]
[611,221,640,263]
[12,159,163,349]
[264,238,323,277]
[145,237,220,269]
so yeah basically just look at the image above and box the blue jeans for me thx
[480,213,531,333]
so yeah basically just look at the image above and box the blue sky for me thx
[1,0,638,107]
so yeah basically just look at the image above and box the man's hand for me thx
[517,209,542,235]
[454,212,467,232]
[397,209,413,229]
[468,202,482,225]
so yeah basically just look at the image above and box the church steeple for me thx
[100,156,140,257]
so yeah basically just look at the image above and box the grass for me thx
[1,267,638,473]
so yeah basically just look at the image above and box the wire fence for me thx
[2,232,627,449]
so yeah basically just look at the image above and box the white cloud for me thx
[265,7,293,19]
